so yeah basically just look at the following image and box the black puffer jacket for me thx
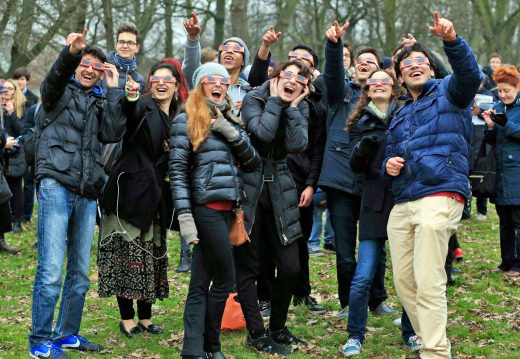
[169,110,260,211]
[36,46,125,199]
[241,80,309,245]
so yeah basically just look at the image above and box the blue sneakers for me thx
[53,335,103,352]
[342,338,362,356]
[29,342,70,359]
[404,335,422,351]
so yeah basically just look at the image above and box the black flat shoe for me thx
[138,322,163,334]
[207,352,227,359]
[181,356,205,359]
[119,321,144,338]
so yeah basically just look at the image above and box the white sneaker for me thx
[476,213,487,221]
[393,317,402,327]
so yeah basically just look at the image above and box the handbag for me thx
[469,140,496,198]
[0,167,13,204]
[221,293,246,331]
[229,207,250,246]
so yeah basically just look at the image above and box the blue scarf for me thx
[109,51,137,72]
[70,76,104,97]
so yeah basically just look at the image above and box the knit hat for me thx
[218,37,250,69]
[192,62,230,87]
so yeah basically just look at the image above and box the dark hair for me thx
[159,58,189,103]
[117,24,140,45]
[488,52,501,61]
[393,42,436,78]
[343,40,355,66]
[292,44,319,68]
[83,45,107,63]
[147,62,182,116]
[270,59,312,80]
[346,69,404,131]
[356,48,382,68]
[13,67,31,81]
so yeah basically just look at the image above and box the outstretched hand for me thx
[325,20,349,43]
[429,11,456,42]
[67,28,88,55]
[183,11,201,41]
[262,26,282,47]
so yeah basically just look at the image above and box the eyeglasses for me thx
[200,75,231,85]
[355,57,379,67]
[219,44,244,53]
[399,56,430,69]
[288,51,314,67]
[80,58,104,71]
[117,40,137,47]
[2,86,14,91]
[149,75,177,83]
[367,77,393,86]
[279,70,308,85]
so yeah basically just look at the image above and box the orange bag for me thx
[221,293,246,331]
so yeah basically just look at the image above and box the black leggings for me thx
[116,296,152,320]
[6,176,23,224]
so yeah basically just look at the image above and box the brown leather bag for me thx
[229,207,250,246]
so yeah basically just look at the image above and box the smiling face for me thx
[277,64,306,103]
[354,52,380,83]
[497,82,519,105]
[1,80,15,101]
[151,68,179,103]
[367,71,394,102]
[74,54,104,89]
[116,31,140,59]
[219,41,244,72]
[398,51,434,96]
[202,77,229,104]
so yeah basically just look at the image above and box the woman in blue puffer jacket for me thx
[482,65,520,277]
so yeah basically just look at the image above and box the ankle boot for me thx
[176,249,192,273]
[0,235,20,254]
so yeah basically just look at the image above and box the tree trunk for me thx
[213,0,226,49]
[164,0,175,57]
[103,0,115,52]
[230,0,250,45]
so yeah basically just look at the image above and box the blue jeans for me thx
[347,239,386,342]
[29,177,97,347]
[308,206,334,249]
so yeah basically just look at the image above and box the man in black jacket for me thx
[28,29,125,359]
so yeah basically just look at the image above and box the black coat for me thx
[169,110,260,212]
[0,131,12,233]
[2,110,26,178]
[101,96,174,232]
[349,105,395,240]
[241,81,309,244]
[35,46,126,199]
[24,89,39,108]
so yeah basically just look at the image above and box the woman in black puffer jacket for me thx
[169,63,260,359]
[0,124,19,253]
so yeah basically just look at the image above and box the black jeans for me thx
[326,189,387,309]
[116,296,152,320]
[23,169,36,222]
[401,308,416,343]
[6,175,23,224]
[476,196,488,216]
[495,205,520,272]
[181,206,234,356]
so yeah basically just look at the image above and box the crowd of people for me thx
[0,9,519,359]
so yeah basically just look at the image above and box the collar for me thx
[70,76,104,97]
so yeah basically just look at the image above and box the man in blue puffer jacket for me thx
[384,11,482,359]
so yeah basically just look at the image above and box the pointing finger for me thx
[433,11,440,26]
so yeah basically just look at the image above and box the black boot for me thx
[176,249,192,273]
[0,235,20,254]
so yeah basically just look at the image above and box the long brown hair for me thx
[345,69,403,131]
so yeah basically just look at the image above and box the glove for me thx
[178,213,199,244]
[212,114,240,141]
[358,135,379,155]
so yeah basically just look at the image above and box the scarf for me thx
[109,51,137,72]
[368,101,388,121]
[70,76,104,97]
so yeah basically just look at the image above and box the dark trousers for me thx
[254,187,300,331]
[116,296,152,320]
[401,308,415,343]
[326,189,387,309]
[476,196,488,215]
[23,169,36,222]
[181,206,234,356]
[6,175,23,224]
[495,205,520,272]
[257,203,312,301]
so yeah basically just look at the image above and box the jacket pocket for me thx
[48,139,76,172]
[414,145,450,186]
[202,162,215,190]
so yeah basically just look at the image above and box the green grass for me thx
[1,203,520,358]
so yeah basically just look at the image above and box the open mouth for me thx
[82,73,94,81]
[410,71,423,78]
[211,89,222,101]
[358,65,370,73]
[156,87,168,94]
[283,85,295,96]
[373,88,385,93]
[223,55,234,63]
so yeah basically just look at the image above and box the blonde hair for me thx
[185,85,212,151]
[4,79,26,119]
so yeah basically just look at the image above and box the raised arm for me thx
[248,26,281,87]
[182,12,202,89]
[323,21,349,108]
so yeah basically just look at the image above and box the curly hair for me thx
[493,65,519,87]
[345,70,404,131]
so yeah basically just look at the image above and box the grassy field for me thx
[1,203,520,358]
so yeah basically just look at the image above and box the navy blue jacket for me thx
[383,36,482,203]
[484,94,520,205]
[318,39,362,195]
